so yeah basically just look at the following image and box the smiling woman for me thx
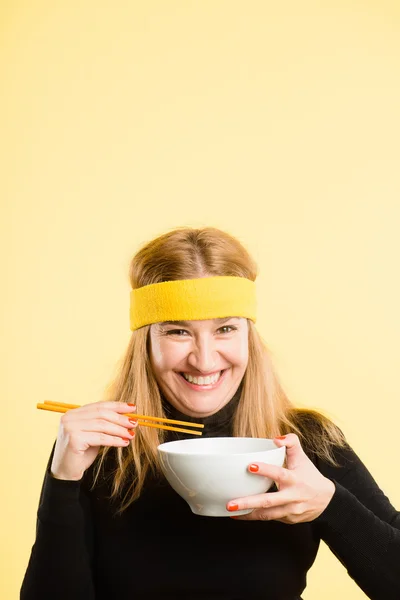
[21,227,400,600]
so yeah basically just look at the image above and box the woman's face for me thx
[149,317,249,418]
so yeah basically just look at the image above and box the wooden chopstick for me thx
[42,401,204,428]
[37,400,204,436]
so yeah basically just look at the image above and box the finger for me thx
[66,401,137,417]
[79,417,137,440]
[273,433,306,469]
[93,406,140,433]
[62,403,138,433]
[246,462,294,488]
[231,503,293,522]
[227,490,293,513]
[75,430,135,448]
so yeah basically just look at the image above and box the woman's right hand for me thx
[50,401,138,481]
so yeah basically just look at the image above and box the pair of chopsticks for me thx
[36,401,204,435]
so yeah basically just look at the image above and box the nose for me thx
[187,335,218,374]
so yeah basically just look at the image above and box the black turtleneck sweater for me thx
[21,390,400,599]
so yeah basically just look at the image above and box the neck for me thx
[161,383,243,441]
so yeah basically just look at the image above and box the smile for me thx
[178,370,227,389]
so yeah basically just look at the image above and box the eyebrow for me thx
[158,317,240,327]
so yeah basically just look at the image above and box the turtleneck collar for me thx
[161,383,243,441]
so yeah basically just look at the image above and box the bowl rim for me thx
[157,436,286,458]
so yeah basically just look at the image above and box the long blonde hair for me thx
[92,227,347,514]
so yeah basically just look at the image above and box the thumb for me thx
[273,433,306,470]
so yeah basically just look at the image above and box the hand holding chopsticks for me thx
[37,400,203,482]
[37,401,204,435]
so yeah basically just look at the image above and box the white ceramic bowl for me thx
[157,437,286,517]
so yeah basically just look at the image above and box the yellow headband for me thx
[130,276,257,330]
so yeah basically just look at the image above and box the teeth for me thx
[183,371,222,385]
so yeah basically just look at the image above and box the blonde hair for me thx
[92,227,347,514]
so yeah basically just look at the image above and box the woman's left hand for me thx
[227,433,336,523]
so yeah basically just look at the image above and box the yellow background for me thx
[2,1,400,598]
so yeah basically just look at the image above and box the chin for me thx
[180,397,229,418]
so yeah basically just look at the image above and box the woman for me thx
[21,227,400,600]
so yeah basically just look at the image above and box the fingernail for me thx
[249,464,259,472]
[127,404,136,409]
[122,438,130,442]
[275,435,286,440]
[128,430,136,436]
[227,503,239,512]
[129,419,138,426]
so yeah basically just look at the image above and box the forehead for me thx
[157,317,241,327]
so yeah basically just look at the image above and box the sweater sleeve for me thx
[20,443,96,600]
[314,443,400,599]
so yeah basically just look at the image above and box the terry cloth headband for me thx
[130,276,257,331]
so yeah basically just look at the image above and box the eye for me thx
[218,325,237,334]
[165,329,189,336]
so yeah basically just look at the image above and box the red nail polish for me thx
[227,503,239,512]
[128,430,135,436]
[127,404,136,408]
[122,438,130,442]
[129,419,137,425]
[276,435,286,440]
[249,464,259,472]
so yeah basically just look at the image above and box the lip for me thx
[180,369,222,378]
[178,369,227,391]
